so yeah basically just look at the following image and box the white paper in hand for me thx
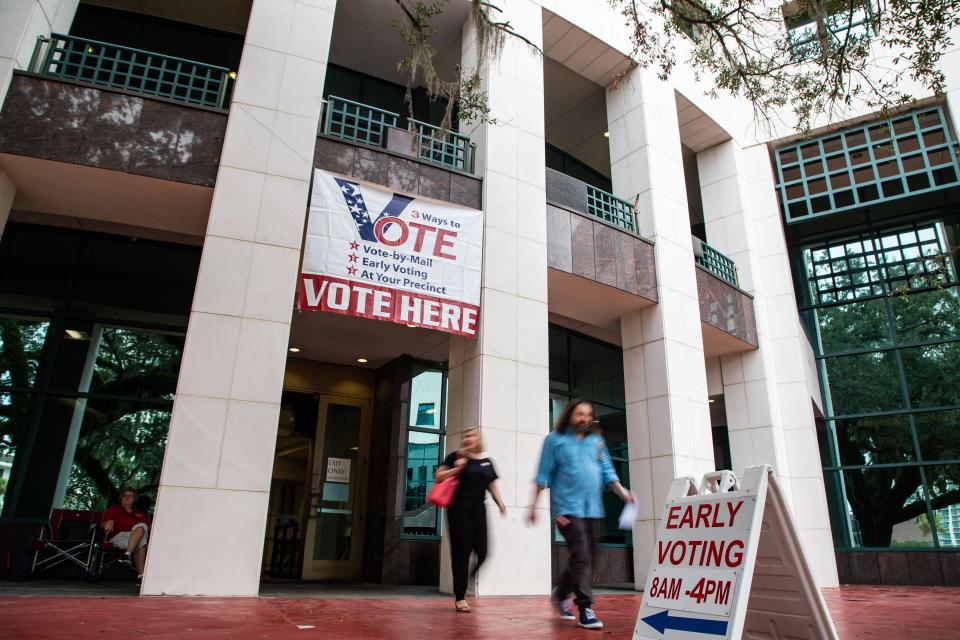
[618,497,638,530]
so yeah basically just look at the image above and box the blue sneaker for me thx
[578,607,603,630]
[559,599,575,620]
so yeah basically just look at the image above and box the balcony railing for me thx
[586,184,637,233]
[31,34,233,109]
[320,95,475,173]
[694,237,739,287]
[410,118,475,173]
[322,95,399,147]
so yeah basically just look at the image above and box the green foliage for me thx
[813,243,960,546]
[1,321,180,512]
[390,0,539,135]
[63,328,181,509]
[0,319,48,458]
[609,0,960,132]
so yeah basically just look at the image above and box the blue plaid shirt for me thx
[534,430,619,519]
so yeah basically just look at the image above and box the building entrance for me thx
[301,396,371,581]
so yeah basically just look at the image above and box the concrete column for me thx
[697,139,839,587]
[441,0,552,597]
[142,0,336,596]
[0,168,14,238]
[608,68,715,588]
[0,0,77,107]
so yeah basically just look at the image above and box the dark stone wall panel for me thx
[552,545,634,585]
[695,267,759,347]
[635,240,658,301]
[313,135,481,210]
[546,166,588,212]
[547,203,657,303]
[837,551,960,585]
[546,205,572,272]
[570,213,597,280]
[450,173,482,208]
[593,223,618,287]
[0,74,226,187]
[386,156,419,194]
[354,147,388,185]
[418,164,451,202]
[314,136,357,175]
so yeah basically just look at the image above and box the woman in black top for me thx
[434,426,506,612]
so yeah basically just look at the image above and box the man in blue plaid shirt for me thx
[529,398,633,630]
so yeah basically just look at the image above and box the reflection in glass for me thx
[402,431,441,536]
[925,465,960,547]
[815,299,890,354]
[0,318,50,387]
[901,342,960,408]
[843,468,932,547]
[833,415,915,466]
[824,351,902,415]
[0,392,34,514]
[892,287,960,344]
[409,368,442,430]
[570,335,625,408]
[914,411,960,462]
[314,403,360,561]
[549,327,569,393]
[595,405,630,545]
[89,328,184,400]
[64,402,172,510]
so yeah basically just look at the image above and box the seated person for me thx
[100,488,149,585]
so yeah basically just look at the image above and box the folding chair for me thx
[32,509,103,577]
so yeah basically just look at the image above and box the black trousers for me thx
[556,516,599,609]
[447,501,488,601]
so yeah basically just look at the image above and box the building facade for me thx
[0,0,958,596]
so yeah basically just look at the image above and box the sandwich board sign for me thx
[633,465,838,639]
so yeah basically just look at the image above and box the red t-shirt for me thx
[101,505,148,534]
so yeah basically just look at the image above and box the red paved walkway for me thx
[1,586,958,639]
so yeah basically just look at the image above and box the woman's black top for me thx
[443,451,498,503]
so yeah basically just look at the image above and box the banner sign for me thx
[298,170,483,337]
[634,467,839,639]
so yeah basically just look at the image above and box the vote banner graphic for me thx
[298,169,483,337]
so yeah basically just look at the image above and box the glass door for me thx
[301,396,370,581]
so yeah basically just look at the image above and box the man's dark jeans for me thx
[556,516,599,609]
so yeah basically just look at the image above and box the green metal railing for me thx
[410,118,475,173]
[694,237,739,287]
[320,96,476,173]
[321,95,399,147]
[33,34,233,109]
[586,185,637,233]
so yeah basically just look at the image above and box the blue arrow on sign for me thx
[641,610,728,636]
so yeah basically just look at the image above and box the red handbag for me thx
[427,455,460,508]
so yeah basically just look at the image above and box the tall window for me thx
[549,325,630,546]
[801,221,960,550]
[401,363,447,538]
[0,224,198,520]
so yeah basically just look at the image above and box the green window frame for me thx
[801,220,960,550]
[774,107,960,223]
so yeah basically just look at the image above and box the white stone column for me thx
[608,68,715,588]
[142,0,335,596]
[0,0,77,107]
[441,0,552,597]
[697,139,839,587]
